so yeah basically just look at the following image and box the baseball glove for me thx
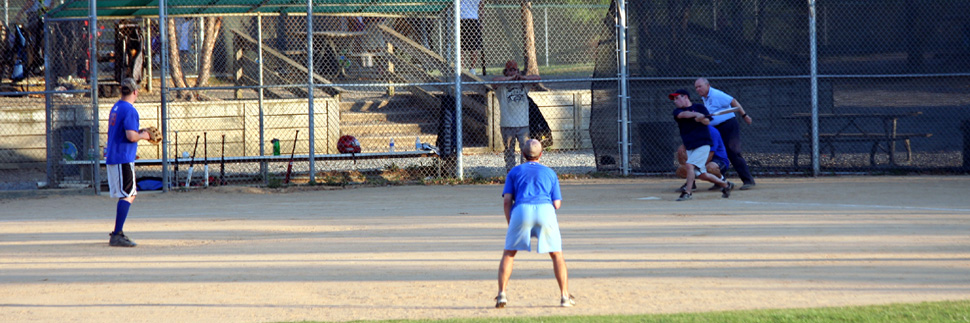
[141,126,163,144]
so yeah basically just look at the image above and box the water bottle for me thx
[415,136,421,150]
[271,139,281,156]
[389,138,395,152]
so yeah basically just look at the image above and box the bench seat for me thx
[771,133,932,167]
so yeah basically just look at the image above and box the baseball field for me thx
[1,176,969,322]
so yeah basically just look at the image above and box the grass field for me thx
[290,300,970,322]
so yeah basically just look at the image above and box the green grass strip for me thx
[286,299,970,323]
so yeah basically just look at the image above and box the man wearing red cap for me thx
[669,89,735,201]
[492,60,540,172]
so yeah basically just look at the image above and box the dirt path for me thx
[1,176,969,323]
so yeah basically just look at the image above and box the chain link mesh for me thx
[4,0,969,192]
[624,0,970,177]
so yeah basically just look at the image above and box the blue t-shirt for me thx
[106,100,140,164]
[701,87,735,126]
[672,103,712,150]
[502,161,562,205]
[708,126,730,167]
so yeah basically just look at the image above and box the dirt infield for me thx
[2,176,969,323]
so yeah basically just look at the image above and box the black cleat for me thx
[109,232,137,247]
[721,181,735,198]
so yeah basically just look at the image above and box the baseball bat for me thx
[283,130,298,184]
[203,132,209,188]
[711,107,741,116]
[185,135,199,188]
[220,134,226,185]
[174,131,179,186]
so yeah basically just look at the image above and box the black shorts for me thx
[460,19,482,51]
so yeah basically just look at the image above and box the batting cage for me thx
[0,0,968,193]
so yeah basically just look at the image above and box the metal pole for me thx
[144,18,152,93]
[160,0,171,191]
[617,0,629,175]
[809,0,819,176]
[196,17,202,76]
[437,16,443,58]
[89,0,101,193]
[258,15,267,183]
[44,7,55,189]
[543,7,549,67]
[307,0,316,183]
[453,0,463,180]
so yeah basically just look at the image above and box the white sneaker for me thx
[560,294,576,307]
[495,292,507,308]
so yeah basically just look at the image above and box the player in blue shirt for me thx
[670,89,734,201]
[105,78,152,247]
[495,139,575,308]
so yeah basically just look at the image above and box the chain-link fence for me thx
[1,0,968,192]
[619,0,970,178]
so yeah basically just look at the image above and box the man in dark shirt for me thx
[669,89,734,201]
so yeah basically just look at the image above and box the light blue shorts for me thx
[504,203,562,253]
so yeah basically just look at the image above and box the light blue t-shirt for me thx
[106,100,140,164]
[503,161,562,205]
[701,87,736,126]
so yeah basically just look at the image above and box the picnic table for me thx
[773,112,932,167]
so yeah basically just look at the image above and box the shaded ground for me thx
[1,176,969,323]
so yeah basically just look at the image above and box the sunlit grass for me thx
[285,299,970,323]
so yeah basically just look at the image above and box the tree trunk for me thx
[520,1,540,76]
[167,18,188,98]
[195,17,223,99]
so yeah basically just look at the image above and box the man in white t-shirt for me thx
[493,60,540,172]
[694,78,756,190]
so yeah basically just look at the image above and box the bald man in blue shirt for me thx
[495,139,575,308]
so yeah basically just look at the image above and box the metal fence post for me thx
[453,0,464,180]
[144,18,153,93]
[159,0,170,191]
[257,15,267,184]
[307,0,316,183]
[44,6,55,189]
[809,0,819,176]
[617,0,629,176]
[89,0,101,193]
